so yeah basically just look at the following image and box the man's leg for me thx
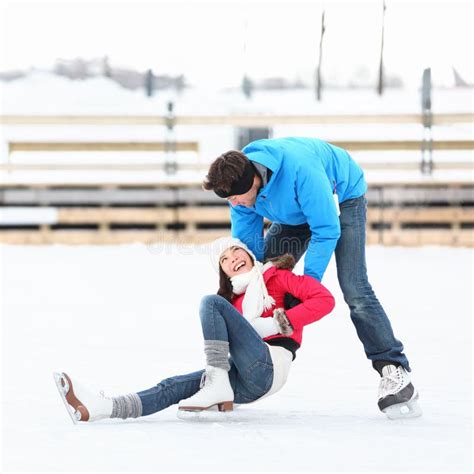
[335,195,410,371]
[264,222,311,308]
[263,222,311,263]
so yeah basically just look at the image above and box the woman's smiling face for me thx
[219,246,254,277]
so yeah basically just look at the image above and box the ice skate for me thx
[377,365,422,420]
[177,404,239,422]
[178,366,234,412]
[53,372,113,423]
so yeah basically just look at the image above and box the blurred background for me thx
[0,0,472,246]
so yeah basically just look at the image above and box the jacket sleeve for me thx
[230,203,265,261]
[295,164,341,281]
[278,269,335,330]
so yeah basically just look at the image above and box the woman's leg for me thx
[135,370,204,417]
[198,294,274,401]
[119,294,273,418]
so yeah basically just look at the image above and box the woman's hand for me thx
[250,317,280,338]
[273,308,294,336]
[250,309,294,338]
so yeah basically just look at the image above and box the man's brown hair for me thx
[202,150,249,194]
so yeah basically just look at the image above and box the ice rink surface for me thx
[1,243,472,472]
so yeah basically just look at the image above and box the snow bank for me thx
[1,71,473,116]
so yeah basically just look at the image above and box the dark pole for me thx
[242,18,253,99]
[165,101,177,175]
[421,68,433,174]
[316,8,326,101]
[145,69,154,97]
[377,0,386,96]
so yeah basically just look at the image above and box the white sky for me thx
[0,0,472,87]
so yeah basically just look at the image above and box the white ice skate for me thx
[53,372,113,423]
[378,365,422,420]
[176,404,241,422]
[178,366,234,413]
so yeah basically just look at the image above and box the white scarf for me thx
[230,261,275,321]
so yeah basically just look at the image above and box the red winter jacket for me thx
[231,257,335,350]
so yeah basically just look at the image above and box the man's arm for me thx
[296,165,341,281]
[230,203,265,261]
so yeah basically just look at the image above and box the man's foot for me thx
[377,364,422,420]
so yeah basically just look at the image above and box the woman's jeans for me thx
[264,195,410,372]
[137,295,273,416]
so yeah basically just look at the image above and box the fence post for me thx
[316,8,326,101]
[145,69,155,97]
[164,101,177,174]
[421,68,433,174]
[377,0,386,96]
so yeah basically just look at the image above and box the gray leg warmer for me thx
[111,393,143,419]
[204,340,230,371]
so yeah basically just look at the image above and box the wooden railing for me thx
[7,141,199,154]
[1,113,473,125]
[1,113,472,246]
[2,139,472,172]
[0,181,472,247]
[5,139,472,154]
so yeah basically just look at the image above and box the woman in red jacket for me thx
[54,237,335,423]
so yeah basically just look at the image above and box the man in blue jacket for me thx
[203,137,421,419]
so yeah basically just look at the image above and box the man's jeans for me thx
[137,295,273,416]
[264,195,410,372]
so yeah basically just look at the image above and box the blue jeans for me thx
[137,295,274,416]
[264,195,410,372]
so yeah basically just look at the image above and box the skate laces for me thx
[99,389,112,400]
[199,370,215,389]
[379,367,405,398]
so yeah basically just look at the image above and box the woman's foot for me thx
[178,366,234,412]
[53,372,113,423]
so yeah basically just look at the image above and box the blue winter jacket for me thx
[230,137,367,281]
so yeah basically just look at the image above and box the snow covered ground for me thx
[1,243,472,472]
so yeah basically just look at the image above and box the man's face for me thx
[226,175,260,208]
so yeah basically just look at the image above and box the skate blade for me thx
[382,394,422,420]
[178,400,233,413]
[177,406,238,422]
[52,372,82,425]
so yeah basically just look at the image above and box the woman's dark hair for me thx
[217,266,234,303]
[203,150,249,195]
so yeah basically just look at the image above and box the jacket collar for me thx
[262,265,278,283]
[244,141,283,199]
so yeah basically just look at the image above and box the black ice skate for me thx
[377,364,422,420]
